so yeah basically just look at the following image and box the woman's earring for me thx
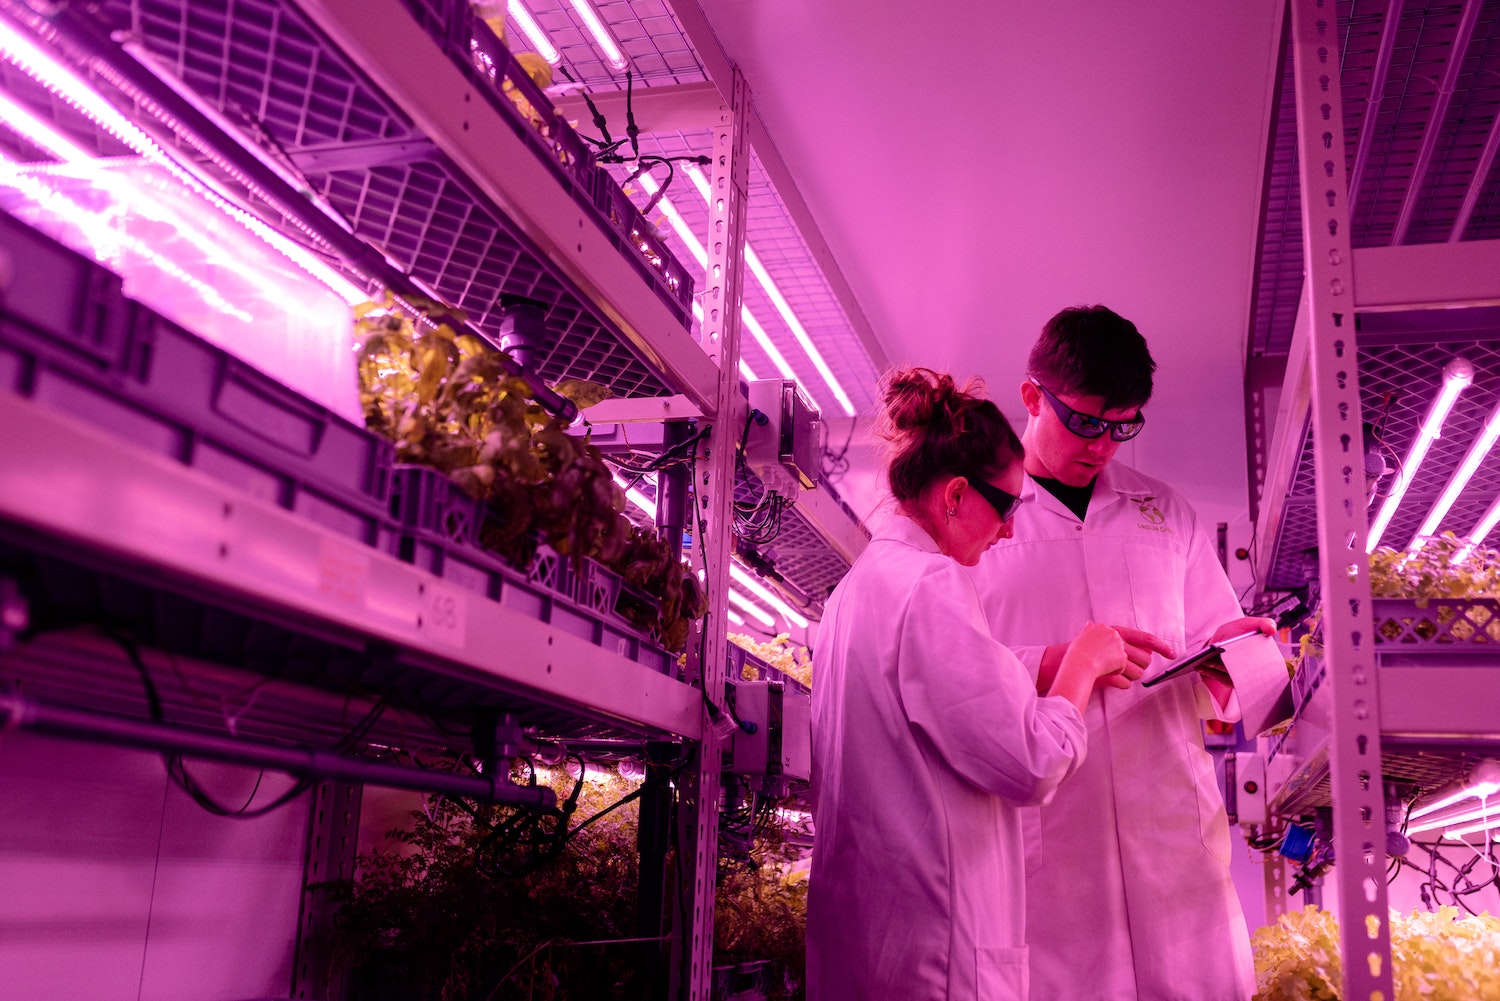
[946,507,958,519]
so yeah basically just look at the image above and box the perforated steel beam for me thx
[672,65,753,1001]
[1290,2,1392,998]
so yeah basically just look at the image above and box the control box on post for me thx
[726,678,812,789]
[746,379,822,493]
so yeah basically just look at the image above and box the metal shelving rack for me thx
[1253,1,1500,996]
[0,0,867,996]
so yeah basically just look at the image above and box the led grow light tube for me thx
[727,587,776,628]
[506,0,561,65]
[566,0,628,71]
[1367,358,1474,552]
[1406,396,1500,552]
[0,165,254,324]
[639,173,804,393]
[0,88,91,162]
[1407,798,1500,836]
[1408,761,1500,823]
[1459,493,1500,562]
[0,99,289,307]
[730,563,809,629]
[1438,815,1500,840]
[0,18,366,305]
[0,93,266,299]
[685,165,855,417]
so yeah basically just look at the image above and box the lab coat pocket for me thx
[975,944,1028,1000]
[1186,740,1233,865]
[1121,541,1187,646]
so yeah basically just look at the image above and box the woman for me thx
[807,367,1128,1001]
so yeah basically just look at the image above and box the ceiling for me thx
[3,0,1500,608]
[682,0,1285,540]
[581,0,1500,598]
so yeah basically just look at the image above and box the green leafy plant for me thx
[320,767,656,1001]
[320,762,810,1000]
[355,296,707,650]
[1368,533,1500,602]
[611,525,708,653]
[356,293,543,490]
[728,633,813,690]
[713,816,809,1001]
[1253,904,1500,1000]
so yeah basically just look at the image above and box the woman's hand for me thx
[1037,624,1172,692]
[1047,622,1129,713]
[1093,625,1174,690]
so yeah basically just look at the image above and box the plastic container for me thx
[572,558,623,618]
[388,465,485,547]
[0,208,132,374]
[592,172,696,325]
[118,308,393,516]
[0,335,394,548]
[395,533,673,675]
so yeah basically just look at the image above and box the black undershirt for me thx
[1033,475,1096,522]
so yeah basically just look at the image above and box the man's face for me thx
[1020,380,1144,487]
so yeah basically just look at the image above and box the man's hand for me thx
[1198,616,1278,705]
[1210,616,1277,646]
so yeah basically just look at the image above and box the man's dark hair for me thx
[1026,305,1156,411]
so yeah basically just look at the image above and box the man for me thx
[969,305,1277,1001]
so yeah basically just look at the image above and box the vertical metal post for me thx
[637,740,676,996]
[291,781,362,1000]
[1264,851,1290,922]
[673,68,751,1001]
[659,420,695,564]
[1289,1,1391,997]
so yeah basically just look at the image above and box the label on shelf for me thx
[317,535,370,608]
[418,578,468,648]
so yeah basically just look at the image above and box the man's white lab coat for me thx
[970,462,1265,1001]
[809,515,1088,1001]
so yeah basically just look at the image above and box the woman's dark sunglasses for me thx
[964,476,1023,523]
[1031,379,1146,442]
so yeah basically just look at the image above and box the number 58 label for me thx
[418,580,467,648]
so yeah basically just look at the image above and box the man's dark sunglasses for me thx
[964,476,1023,523]
[1031,379,1146,442]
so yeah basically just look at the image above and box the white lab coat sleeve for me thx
[894,561,1087,806]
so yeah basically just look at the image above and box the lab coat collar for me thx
[871,512,942,554]
[1025,461,1154,520]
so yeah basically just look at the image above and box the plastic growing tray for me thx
[1370,597,1500,649]
[396,532,672,676]
[388,464,484,546]
[119,309,393,515]
[592,171,696,325]
[0,208,133,374]
[398,0,597,205]
[572,557,623,619]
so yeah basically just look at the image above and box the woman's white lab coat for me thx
[808,515,1088,1001]
[970,461,1266,1001]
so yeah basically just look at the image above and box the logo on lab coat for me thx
[1134,495,1166,525]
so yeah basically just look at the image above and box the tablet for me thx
[1140,630,1263,688]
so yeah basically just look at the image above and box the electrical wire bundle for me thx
[734,489,789,546]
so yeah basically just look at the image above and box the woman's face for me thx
[946,461,1026,566]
